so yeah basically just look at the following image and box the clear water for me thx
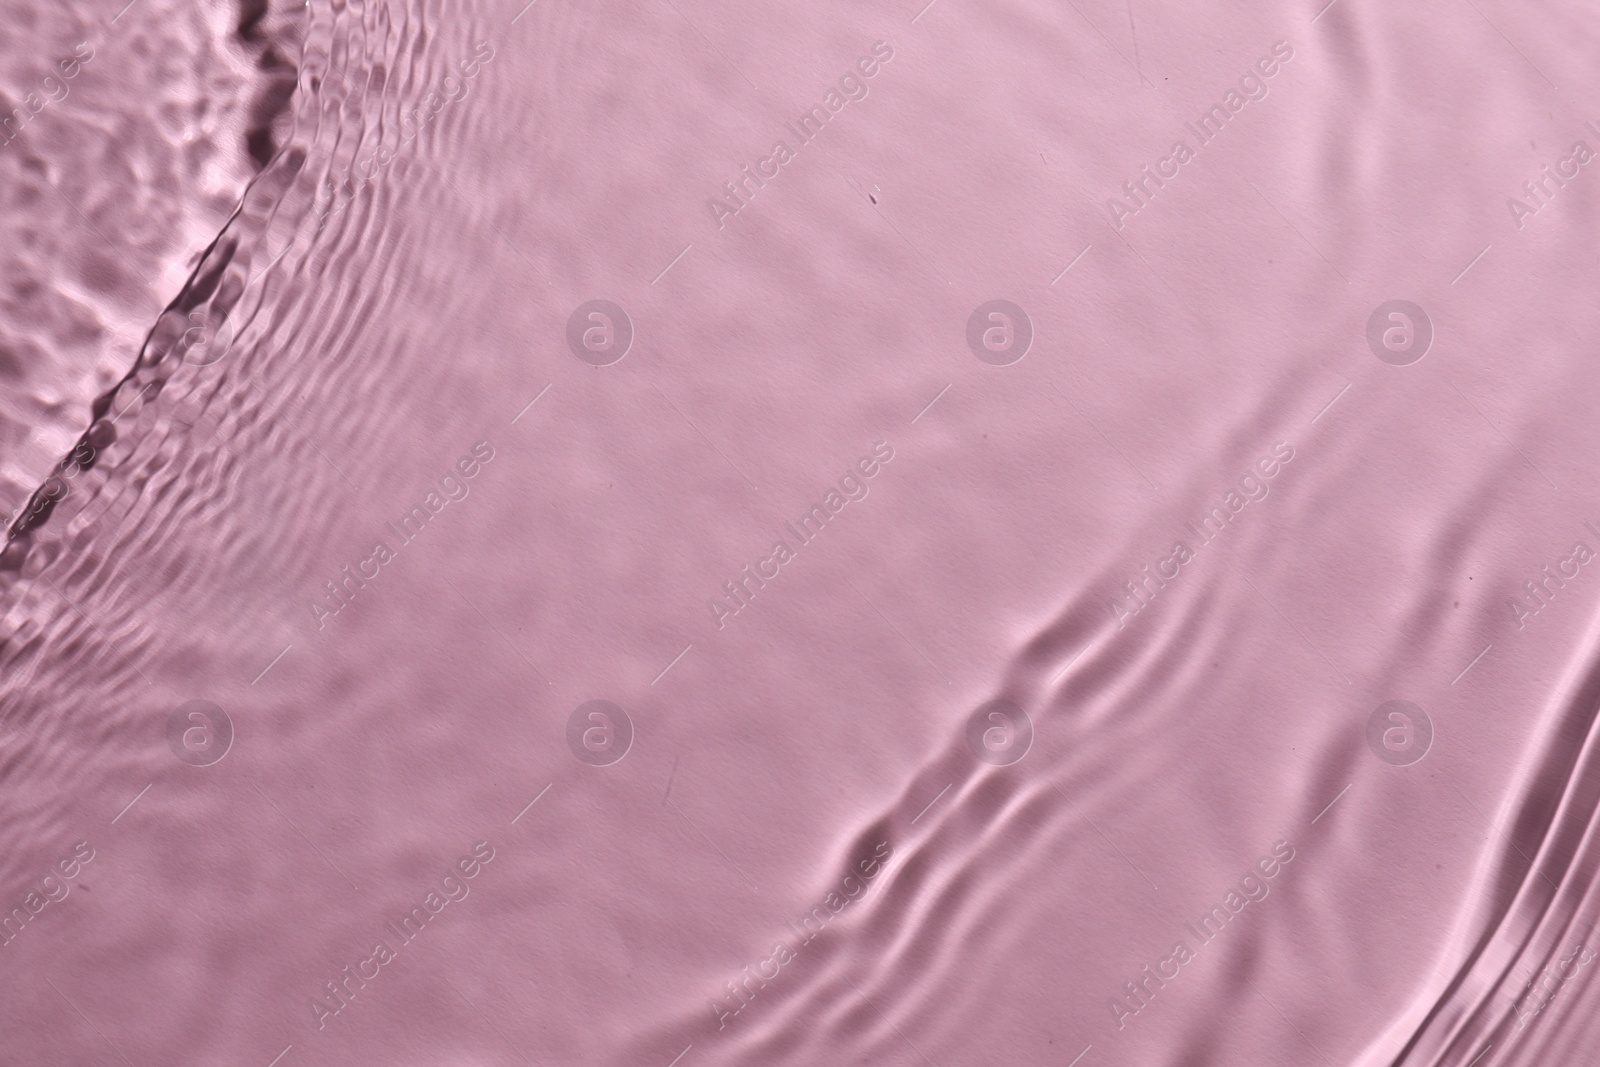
[3,1,1600,1065]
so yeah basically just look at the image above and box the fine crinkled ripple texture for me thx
[3,1,1600,1065]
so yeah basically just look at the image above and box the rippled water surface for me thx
[5,1,1600,1065]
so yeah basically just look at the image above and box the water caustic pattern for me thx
[5,0,1600,1064]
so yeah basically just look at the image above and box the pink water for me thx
[3,0,1600,1065]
